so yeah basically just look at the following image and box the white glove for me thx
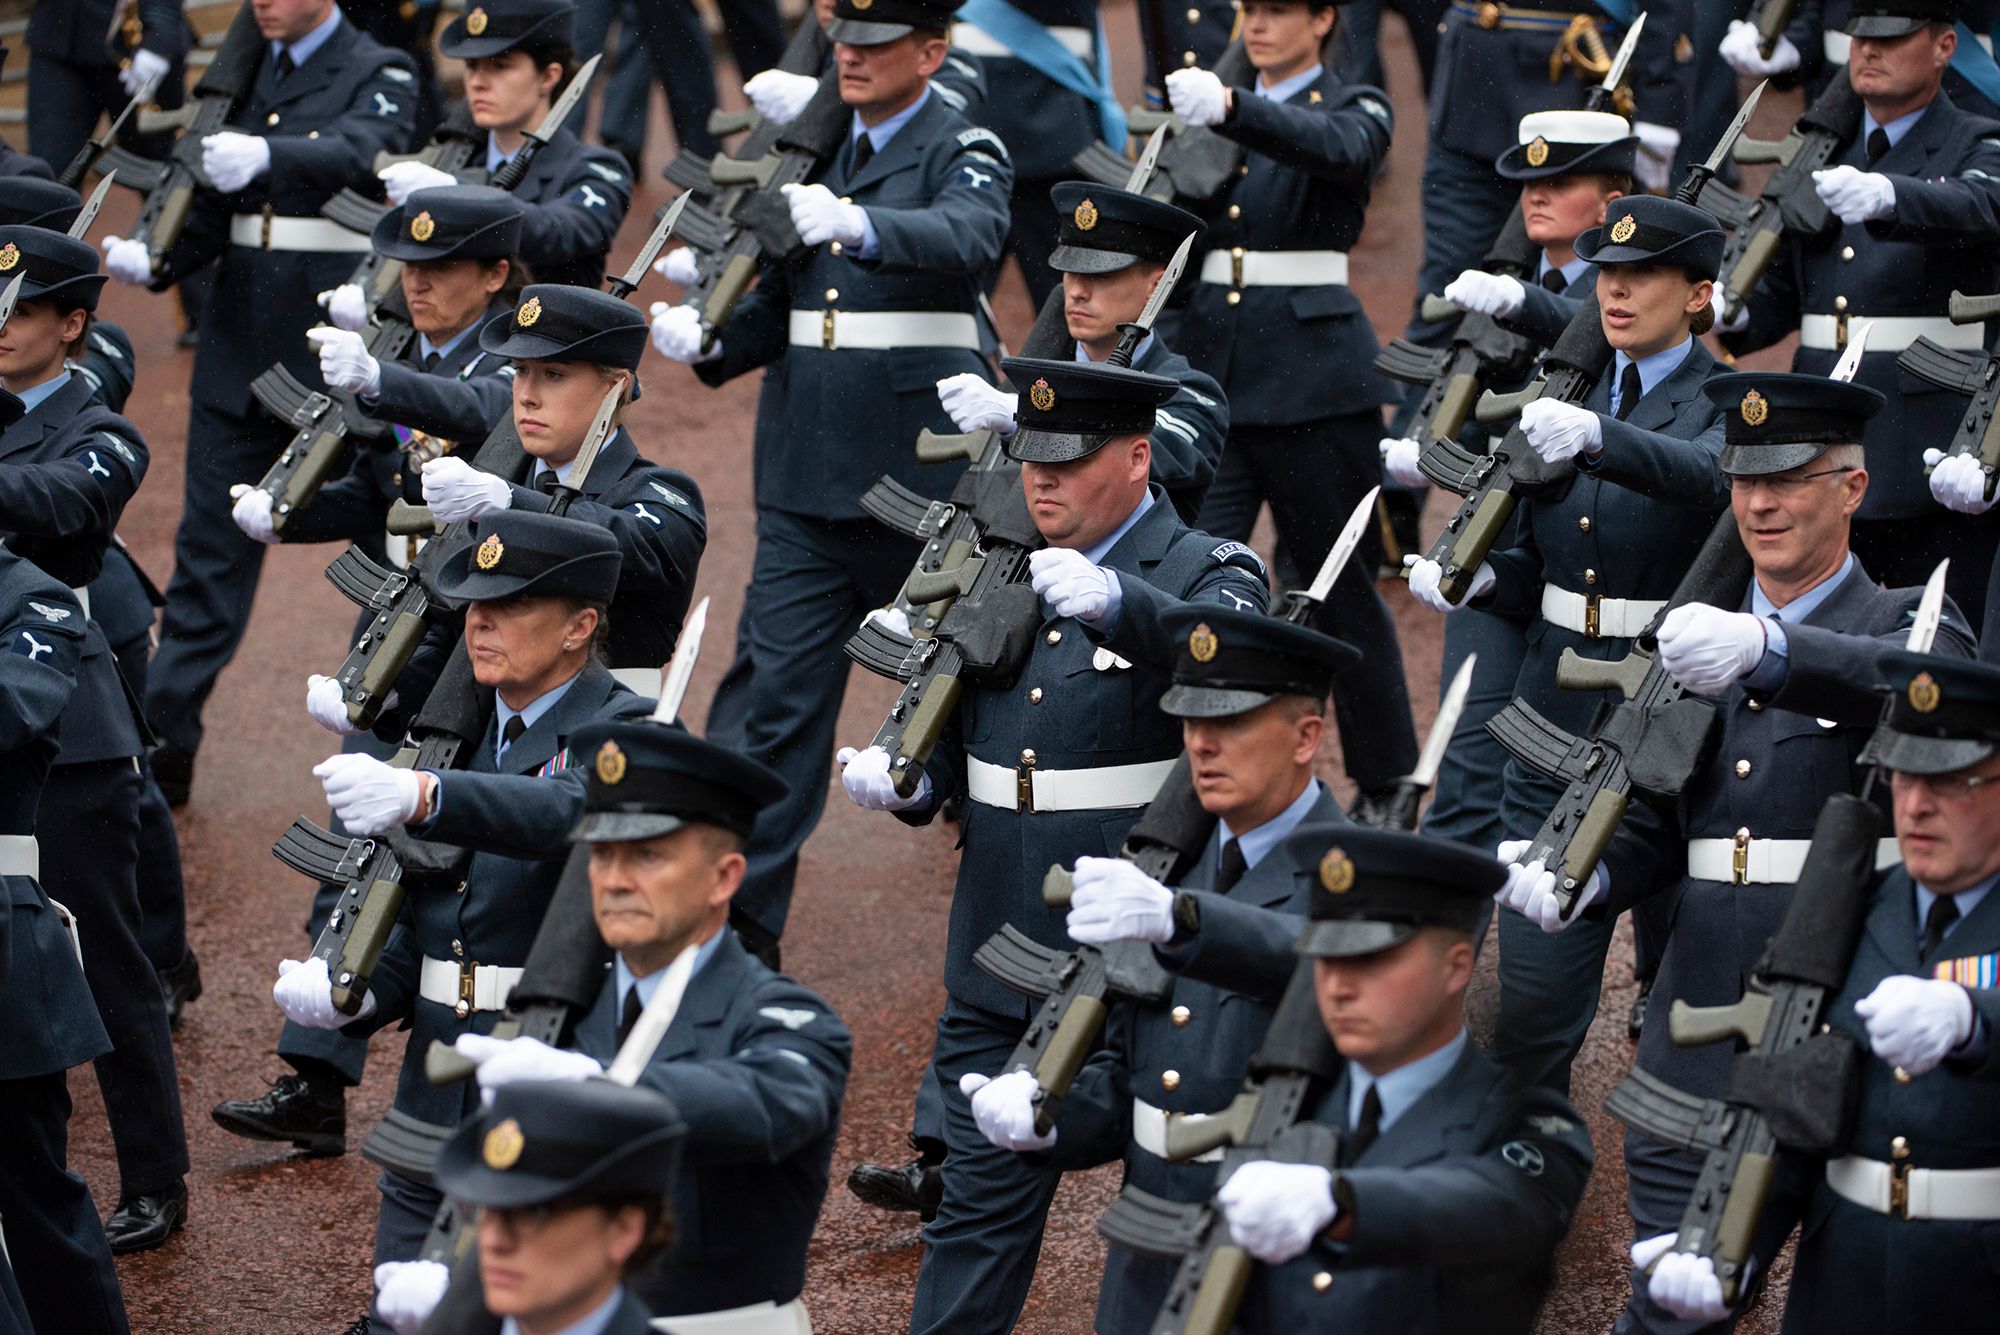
[959,1070,1056,1151]
[372,1260,451,1335]
[1634,122,1682,195]
[836,744,931,812]
[317,283,370,333]
[1494,840,1603,933]
[1443,269,1526,319]
[308,325,381,397]
[1217,1161,1337,1264]
[1926,448,1996,515]
[1709,286,1751,335]
[313,751,423,835]
[420,456,512,523]
[201,130,271,193]
[653,248,701,287]
[120,47,171,99]
[273,956,376,1028]
[305,674,366,736]
[101,235,153,285]
[1066,856,1177,945]
[454,1033,605,1097]
[649,302,721,364]
[862,605,913,639]
[1404,555,1494,613]
[1718,19,1801,76]
[1855,974,1975,1076]
[1166,67,1228,128]
[780,181,866,249]
[1635,1234,1732,1322]
[1380,437,1426,489]
[1813,166,1896,224]
[1030,547,1114,624]
[1519,398,1603,465]
[228,483,279,545]
[379,159,456,207]
[744,68,819,126]
[938,372,1018,436]
[1656,604,1768,696]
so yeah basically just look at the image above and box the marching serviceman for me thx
[962,602,1354,1332]
[24,0,189,170]
[840,358,1271,1335]
[99,0,419,804]
[1165,0,1422,824]
[648,0,1011,958]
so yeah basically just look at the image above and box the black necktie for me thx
[1342,1085,1382,1166]
[1922,894,1961,960]
[499,713,526,762]
[1213,840,1249,894]
[1614,361,1643,421]
[617,986,644,1045]
[275,49,296,79]
[422,349,441,373]
[1540,268,1569,295]
[536,469,561,496]
[850,131,874,178]
[1866,127,1891,166]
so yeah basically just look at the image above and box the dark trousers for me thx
[107,628,190,972]
[728,508,912,940]
[1490,883,1618,1098]
[1402,139,1521,347]
[374,1168,444,1269]
[1195,413,1420,790]
[575,0,670,158]
[1332,0,1452,94]
[44,758,189,1196]
[1000,177,1063,311]
[1612,1131,1744,1335]
[909,995,1062,1335]
[1418,605,1529,856]
[144,402,292,755]
[0,1071,129,1335]
[25,52,123,171]
[625,0,787,161]
[1851,510,1996,641]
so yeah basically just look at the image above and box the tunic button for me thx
[455,1001,470,1019]
[1021,749,1036,765]
[1029,687,1043,704]
[1161,1070,1181,1091]
[1183,50,1198,66]
[1578,516,1590,533]
[1045,629,1062,645]
[1171,1005,1191,1027]
[1834,294,1849,313]
[392,472,403,487]
[1891,1136,1911,1159]
[1238,164,1250,176]
[824,288,838,302]
[829,241,843,256]
[1747,699,1763,711]
[452,939,464,958]
[1226,291,1241,305]
[839,195,853,204]
[1735,759,1752,779]
[1895,1066,1913,1085]
[1227,204,1241,220]
[1583,568,1597,585]
[1841,245,1856,261]
[308,130,320,139]
[1186,6,1201,20]
[1313,1272,1334,1294]
[267,112,280,126]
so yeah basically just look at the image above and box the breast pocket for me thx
[1768,712,1860,811]
[1287,285,1364,324]
[1065,652,1137,752]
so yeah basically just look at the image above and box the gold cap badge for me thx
[1187,623,1218,664]
[482,1117,524,1169]
[595,739,628,785]
[410,211,435,243]
[1028,378,1056,412]
[1739,389,1769,427]
[475,532,504,571]
[1073,198,1099,231]
[465,7,489,35]
[1319,848,1355,894]
[1525,136,1550,167]
[0,243,19,272]
[516,296,542,328]
[1609,214,1638,245]
[1908,671,1942,714]
[853,0,873,9]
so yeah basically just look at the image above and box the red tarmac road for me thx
[59,7,1798,1331]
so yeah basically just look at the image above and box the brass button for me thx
[1895,1066,1912,1084]
[1226,291,1241,305]
[1231,246,1244,258]
[1578,516,1591,533]
[824,288,838,302]
[1891,1136,1910,1160]
[1186,6,1201,19]
[1171,1005,1191,1027]
[1227,204,1241,220]
[829,241,843,256]
[1735,759,1752,779]
[1046,629,1062,645]
[1841,245,1855,261]
[1183,50,1198,66]
[1161,1069,1181,1091]
[1747,699,1763,711]
[1834,294,1849,313]
[1029,687,1043,704]
[308,130,320,139]
[1583,568,1597,585]
[1736,826,1751,842]
[452,938,464,957]
[839,195,853,205]
[455,1001,470,1019]
[267,112,280,126]
[1238,163,1250,176]
[1313,1272,1333,1294]
[1021,749,1036,765]
[392,472,403,487]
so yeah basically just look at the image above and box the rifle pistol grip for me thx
[1043,864,1075,910]
[1668,992,1773,1049]
[1418,293,1460,325]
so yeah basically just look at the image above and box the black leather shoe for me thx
[105,1180,187,1254]
[1628,974,1654,1041]
[848,1150,944,1222]
[150,743,195,806]
[338,1318,370,1335]
[212,1074,346,1156]
[160,947,202,1026]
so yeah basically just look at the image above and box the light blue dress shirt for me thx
[495,672,579,767]
[273,5,343,68]
[1606,336,1694,419]
[1740,553,1857,691]
[1348,1029,1469,1137]
[1218,778,1324,874]
[500,1288,622,1335]
[1256,64,1323,104]
[14,369,71,415]
[613,927,728,1019]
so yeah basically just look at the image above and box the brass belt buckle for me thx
[1583,593,1601,638]
[1835,312,1850,351]
[260,203,274,251]
[1889,1161,1911,1219]
[1732,828,1751,886]
[456,961,478,1019]
[821,309,837,351]
[1017,749,1037,815]
[1230,246,1244,289]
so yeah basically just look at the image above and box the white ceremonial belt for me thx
[1826,1154,2000,1221]
[786,310,981,352]
[0,834,41,878]
[229,213,377,253]
[950,21,1093,59]
[1198,249,1350,288]
[418,956,522,1015]
[1132,1097,1223,1164]
[1824,30,1852,64]
[611,667,663,699]
[965,755,1176,813]
[1539,584,1665,639]
[650,1298,812,1335]
[1799,314,1986,353]
[1687,836,1902,886]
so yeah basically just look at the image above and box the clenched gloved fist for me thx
[1443,269,1525,319]
[273,956,376,1028]
[1030,547,1115,624]
[229,483,278,545]
[1218,1161,1337,1263]
[317,283,369,332]
[313,751,424,835]
[938,372,1018,435]
[745,69,820,126]
[649,302,720,364]
[862,605,913,639]
[1067,856,1176,945]
[1404,555,1493,613]
[101,235,153,285]
[379,159,457,207]
[455,1033,605,1097]
[120,47,171,99]
[1855,974,1975,1076]
[421,456,512,522]
[1635,1233,1733,1322]
[781,182,866,249]
[653,247,701,287]
[1926,448,1995,514]
[1495,839,1603,933]
[1813,165,1895,224]
[1709,286,1750,335]
[838,744,931,811]
[372,1260,451,1335]
[309,325,381,396]
[306,674,367,736]
[1380,437,1426,489]
[960,1070,1056,1151]
[1718,19,1801,77]
[201,131,271,192]
[1657,604,1768,696]
[1165,67,1228,128]
[1519,398,1602,464]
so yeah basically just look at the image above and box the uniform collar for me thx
[13,368,72,416]
[1751,551,1855,622]
[1348,1028,1468,1138]
[1256,63,1322,103]
[495,670,580,764]
[1914,871,1999,954]
[1538,251,1591,289]
[1079,489,1154,565]
[1075,335,1154,364]
[419,322,479,365]
[615,929,726,1012]
[499,1286,623,1335]
[848,86,931,157]
[272,5,343,69]
[1218,778,1322,873]
[1612,336,1694,405]
[1863,102,1929,152]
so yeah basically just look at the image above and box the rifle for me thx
[58,90,148,191]
[1898,287,2000,507]
[270,384,626,1025]
[1416,83,1763,605]
[662,16,830,198]
[1702,74,1861,324]
[1750,0,1799,60]
[1068,43,1251,206]
[244,62,603,537]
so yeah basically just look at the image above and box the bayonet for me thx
[528,53,601,155]
[612,192,688,298]
[1303,485,1377,609]
[1907,559,1948,653]
[605,940,699,1084]
[652,596,709,725]
[1377,653,1474,830]
[1599,12,1646,101]
[68,173,116,242]
[0,275,25,331]
[58,91,145,189]
[1108,231,1195,367]
[1707,81,1766,180]
[1830,319,1871,381]
[1124,124,1169,193]
[552,382,626,507]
